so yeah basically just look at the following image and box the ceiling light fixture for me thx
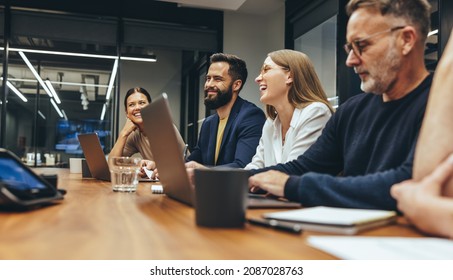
[81,98,89,110]
[61,110,68,121]
[105,59,118,101]
[37,110,46,120]
[6,77,109,89]
[50,98,64,118]
[428,29,438,37]
[18,51,53,98]
[44,79,62,104]
[100,103,107,121]
[6,80,28,102]
[120,56,157,62]
[2,47,156,62]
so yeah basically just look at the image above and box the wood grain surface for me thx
[0,168,423,260]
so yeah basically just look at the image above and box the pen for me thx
[247,218,302,234]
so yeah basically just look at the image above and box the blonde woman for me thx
[245,49,333,169]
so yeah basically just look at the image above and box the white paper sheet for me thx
[307,236,453,259]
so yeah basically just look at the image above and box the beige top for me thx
[215,116,229,164]
[122,124,185,160]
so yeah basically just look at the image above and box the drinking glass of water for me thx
[108,156,141,192]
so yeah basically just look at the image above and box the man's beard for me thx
[204,83,233,110]
[360,41,401,95]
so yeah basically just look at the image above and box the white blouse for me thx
[245,102,332,169]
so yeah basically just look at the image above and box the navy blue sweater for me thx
[252,75,432,210]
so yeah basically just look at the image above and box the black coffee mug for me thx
[194,168,250,228]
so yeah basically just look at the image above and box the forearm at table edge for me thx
[290,170,411,210]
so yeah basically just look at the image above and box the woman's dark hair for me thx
[124,87,152,110]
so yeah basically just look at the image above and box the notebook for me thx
[140,93,301,209]
[263,206,397,235]
[77,133,156,182]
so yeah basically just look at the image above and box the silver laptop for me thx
[77,133,156,182]
[140,94,301,209]
[77,133,111,181]
[141,94,194,205]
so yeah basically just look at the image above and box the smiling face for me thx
[125,92,150,125]
[255,56,291,107]
[204,61,236,110]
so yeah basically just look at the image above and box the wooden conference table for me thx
[0,168,424,260]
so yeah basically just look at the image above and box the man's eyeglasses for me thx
[344,26,405,57]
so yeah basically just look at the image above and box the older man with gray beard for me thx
[248,0,432,211]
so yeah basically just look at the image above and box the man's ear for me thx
[233,79,242,91]
[400,26,417,56]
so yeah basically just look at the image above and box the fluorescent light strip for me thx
[6,81,28,102]
[428,29,438,37]
[100,103,107,121]
[61,110,68,120]
[13,47,117,59]
[105,59,118,101]
[50,98,64,118]
[8,78,109,88]
[121,56,156,62]
[53,81,109,88]
[1,47,156,62]
[44,79,62,104]
[18,51,53,98]
[38,110,46,120]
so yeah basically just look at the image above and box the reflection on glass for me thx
[0,9,120,166]
[0,7,4,151]
[4,50,114,167]
[1,6,218,166]
[294,15,337,101]
[425,0,438,72]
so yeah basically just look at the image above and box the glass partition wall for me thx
[6,50,115,166]
[0,5,221,167]
[294,15,338,109]
[1,9,118,167]
[0,6,3,152]
[287,0,341,108]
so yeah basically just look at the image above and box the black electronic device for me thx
[0,148,64,210]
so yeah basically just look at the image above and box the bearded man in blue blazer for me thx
[186,53,265,168]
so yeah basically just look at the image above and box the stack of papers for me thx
[263,206,396,235]
[307,237,453,259]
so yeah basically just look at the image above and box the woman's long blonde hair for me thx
[266,49,333,119]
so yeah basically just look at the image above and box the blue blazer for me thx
[187,96,265,168]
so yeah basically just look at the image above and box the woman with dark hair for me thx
[110,87,185,173]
